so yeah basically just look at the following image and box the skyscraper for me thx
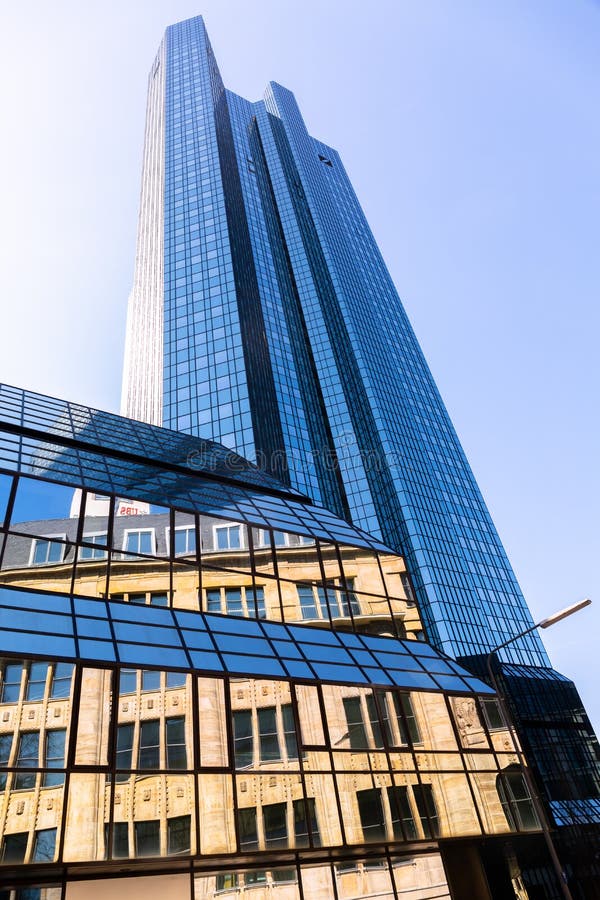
[122,15,599,893]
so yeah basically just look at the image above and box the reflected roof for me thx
[0,585,493,695]
[0,383,390,552]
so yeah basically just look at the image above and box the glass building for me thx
[0,382,550,897]
[121,16,599,896]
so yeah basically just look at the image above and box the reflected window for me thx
[260,530,288,547]
[481,698,504,731]
[233,710,253,768]
[50,663,73,699]
[168,815,191,855]
[388,785,417,841]
[1,832,27,863]
[110,822,129,859]
[413,783,439,838]
[357,788,386,842]
[31,537,65,566]
[238,807,258,851]
[282,705,298,760]
[138,720,160,769]
[1,663,22,703]
[294,797,320,847]
[123,529,155,556]
[166,671,186,689]
[225,589,243,616]
[119,669,137,695]
[263,802,287,848]
[0,734,12,789]
[79,533,108,560]
[216,874,239,891]
[343,697,368,749]
[258,707,280,762]
[297,581,359,620]
[204,585,266,619]
[497,770,539,831]
[135,820,160,857]
[43,729,66,786]
[25,662,49,701]
[166,717,187,769]
[32,828,56,862]
[214,524,242,551]
[376,690,420,746]
[142,670,160,691]
[116,723,134,779]
[14,731,39,789]
[172,526,196,556]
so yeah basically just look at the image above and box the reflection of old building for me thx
[0,384,553,898]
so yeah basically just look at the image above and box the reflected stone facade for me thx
[0,385,550,898]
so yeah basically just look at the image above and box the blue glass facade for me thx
[123,15,548,670]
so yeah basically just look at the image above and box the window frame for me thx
[29,534,67,566]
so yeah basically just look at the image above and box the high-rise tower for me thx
[123,17,600,892]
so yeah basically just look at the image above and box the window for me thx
[357,788,386,842]
[216,874,239,891]
[375,690,420,746]
[135,820,160,857]
[116,723,133,779]
[14,731,39,789]
[79,533,108,560]
[123,529,155,556]
[205,585,265,618]
[0,734,12,789]
[25,662,48,701]
[481,698,504,731]
[366,693,384,748]
[233,710,253,768]
[396,693,421,744]
[296,581,359,620]
[401,573,416,604]
[258,707,280,762]
[497,771,539,831]
[31,537,65,566]
[166,717,187,769]
[2,832,28,863]
[32,828,56,862]
[260,530,288,547]
[1,663,22,703]
[138,720,160,769]
[172,526,196,556]
[166,671,186,689]
[142,670,160,691]
[168,815,191,855]
[282,705,298,759]
[238,807,258,851]
[388,785,417,840]
[111,822,129,858]
[50,663,73,699]
[297,585,318,620]
[293,797,320,847]
[412,783,440,838]
[119,670,137,695]
[225,588,243,616]
[343,697,368,749]
[263,802,287,848]
[43,729,66,786]
[206,589,221,613]
[214,524,241,550]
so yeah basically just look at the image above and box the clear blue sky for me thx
[1,1,598,731]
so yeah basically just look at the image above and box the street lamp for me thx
[485,598,591,900]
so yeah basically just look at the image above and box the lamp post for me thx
[485,598,591,900]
